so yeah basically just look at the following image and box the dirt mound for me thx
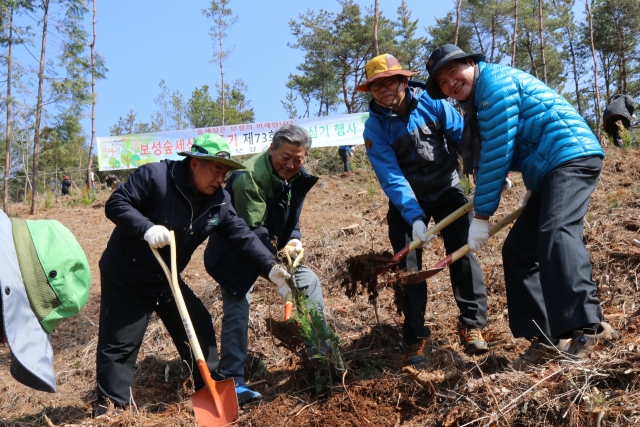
[2,147,640,426]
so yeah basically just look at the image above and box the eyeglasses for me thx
[369,77,400,92]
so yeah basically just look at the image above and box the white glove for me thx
[521,190,532,206]
[144,225,171,248]
[268,264,292,300]
[285,239,303,259]
[412,220,436,249]
[468,217,489,253]
[503,178,512,192]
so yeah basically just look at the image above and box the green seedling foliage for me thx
[282,252,343,393]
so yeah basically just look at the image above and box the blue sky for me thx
[11,0,585,142]
[54,0,456,140]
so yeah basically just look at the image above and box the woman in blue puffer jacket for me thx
[425,44,614,370]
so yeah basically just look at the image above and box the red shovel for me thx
[400,205,526,283]
[376,199,475,274]
[377,179,514,274]
[151,232,238,427]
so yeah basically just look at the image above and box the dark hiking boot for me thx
[405,337,435,365]
[92,400,123,418]
[567,322,617,358]
[508,338,570,371]
[457,322,489,355]
[236,384,262,405]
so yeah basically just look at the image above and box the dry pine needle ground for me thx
[1,145,640,426]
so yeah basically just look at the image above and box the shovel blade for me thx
[403,267,445,284]
[191,377,238,427]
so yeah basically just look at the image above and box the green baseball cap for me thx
[178,133,245,170]
[10,217,91,333]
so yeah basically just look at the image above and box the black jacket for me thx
[603,94,634,126]
[99,158,276,295]
[204,154,318,300]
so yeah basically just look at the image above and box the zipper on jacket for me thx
[171,162,225,233]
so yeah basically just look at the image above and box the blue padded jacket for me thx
[473,62,604,217]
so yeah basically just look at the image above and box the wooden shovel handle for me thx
[150,233,206,362]
[390,199,475,263]
[432,205,526,270]
[391,181,514,264]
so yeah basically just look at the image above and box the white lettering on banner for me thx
[97,113,369,171]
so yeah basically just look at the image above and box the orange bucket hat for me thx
[356,54,419,92]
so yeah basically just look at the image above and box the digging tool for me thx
[151,232,238,427]
[373,199,475,275]
[400,205,526,284]
[375,179,514,274]
[284,248,305,321]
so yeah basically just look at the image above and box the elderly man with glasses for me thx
[357,54,489,365]
[204,124,328,404]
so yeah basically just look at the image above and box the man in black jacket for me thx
[205,125,325,404]
[94,134,292,416]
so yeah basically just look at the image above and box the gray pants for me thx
[502,156,603,339]
[219,265,325,386]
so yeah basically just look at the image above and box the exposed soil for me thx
[2,145,640,426]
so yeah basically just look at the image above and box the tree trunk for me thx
[454,0,462,45]
[585,0,602,139]
[4,7,13,213]
[472,20,485,53]
[511,0,518,67]
[86,0,97,190]
[31,0,50,215]
[219,34,225,125]
[526,31,538,79]
[600,51,611,105]
[373,0,379,55]
[567,32,582,115]
[614,18,627,93]
[490,15,496,62]
[538,0,547,84]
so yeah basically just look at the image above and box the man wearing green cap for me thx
[356,54,489,364]
[0,209,91,392]
[95,133,292,415]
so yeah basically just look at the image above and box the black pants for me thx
[387,185,487,345]
[96,275,222,406]
[502,156,603,340]
[339,149,350,172]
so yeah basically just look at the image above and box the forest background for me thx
[1,0,639,214]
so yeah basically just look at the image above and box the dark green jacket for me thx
[204,150,318,300]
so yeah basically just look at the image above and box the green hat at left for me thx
[10,217,91,333]
[178,133,245,170]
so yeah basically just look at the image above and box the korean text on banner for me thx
[97,112,369,171]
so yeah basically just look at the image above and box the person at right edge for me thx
[603,94,635,147]
[426,44,615,370]
[357,54,489,364]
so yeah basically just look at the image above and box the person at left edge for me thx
[0,209,90,392]
[94,133,292,416]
